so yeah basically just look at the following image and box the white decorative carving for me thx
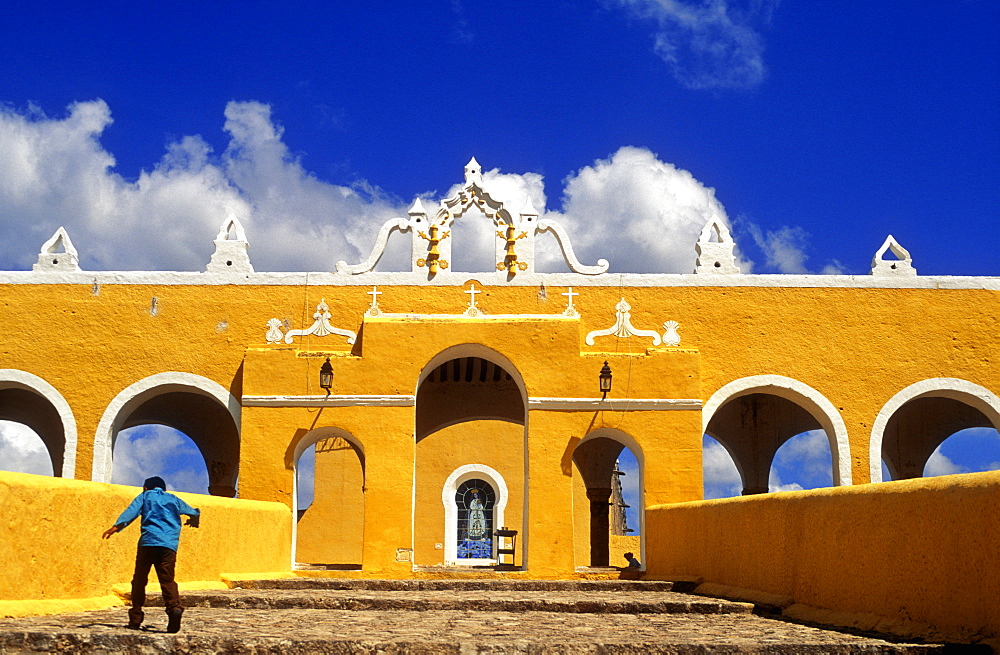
[284,300,357,344]
[366,286,383,316]
[464,282,484,317]
[662,320,681,346]
[694,217,741,274]
[265,318,284,343]
[337,217,411,274]
[871,235,917,276]
[33,227,81,272]
[585,298,662,346]
[537,219,610,275]
[562,287,579,317]
[206,215,254,274]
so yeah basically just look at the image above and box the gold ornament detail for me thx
[496,223,529,274]
[416,223,451,274]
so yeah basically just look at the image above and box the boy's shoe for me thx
[166,608,183,634]
[125,623,142,630]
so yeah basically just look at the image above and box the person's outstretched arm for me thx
[102,492,144,538]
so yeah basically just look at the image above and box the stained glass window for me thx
[455,478,495,559]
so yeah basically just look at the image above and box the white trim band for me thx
[243,395,702,410]
[242,394,416,407]
[528,398,702,411]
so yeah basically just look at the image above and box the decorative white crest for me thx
[537,219,610,275]
[284,300,357,344]
[662,320,681,347]
[265,318,284,343]
[336,217,411,274]
[585,298,662,346]
[562,287,579,318]
[206,215,254,274]
[366,286,383,316]
[871,235,917,276]
[694,217,740,274]
[464,282,485,317]
[33,227,81,272]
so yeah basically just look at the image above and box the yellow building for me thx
[1,158,998,580]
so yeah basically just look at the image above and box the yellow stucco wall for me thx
[0,280,997,581]
[0,470,291,603]
[645,470,1000,642]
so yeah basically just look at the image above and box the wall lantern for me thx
[319,357,334,393]
[599,361,612,399]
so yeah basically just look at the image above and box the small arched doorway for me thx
[293,427,365,569]
[572,429,644,570]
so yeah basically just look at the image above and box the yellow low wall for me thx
[646,471,1000,643]
[0,471,292,612]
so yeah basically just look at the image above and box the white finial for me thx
[871,235,916,276]
[33,227,81,272]
[408,198,427,215]
[520,197,539,217]
[464,157,483,185]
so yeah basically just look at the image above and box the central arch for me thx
[413,344,527,568]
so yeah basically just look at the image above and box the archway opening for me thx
[882,396,997,480]
[0,387,65,477]
[414,352,525,567]
[0,420,54,476]
[111,390,240,497]
[923,427,1000,477]
[572,436,642,569]
[768,429,833,492]
[295,433,365,569]
[112,425,209,494]
[706,392,831,495]
[702,434,742,499]
[450,204,497,273]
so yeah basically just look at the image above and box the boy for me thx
[102,476,200,633]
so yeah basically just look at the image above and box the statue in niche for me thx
[468,491,486,539]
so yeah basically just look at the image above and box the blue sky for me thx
[1,3,998,520]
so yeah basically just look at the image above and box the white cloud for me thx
[608,0,778,90]
[0,104,761,276]
[768,469,804,493]
[0,420,53,476]
[112,424,209,494]
[772,429,832,485]
[924,448,966,477]
[703,436,742,499]
[0,100,407,273]
[745,222,844,274]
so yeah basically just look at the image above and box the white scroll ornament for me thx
[585,298,662,346]
[284,300,357,345]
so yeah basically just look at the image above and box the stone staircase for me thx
[0,578,982,653]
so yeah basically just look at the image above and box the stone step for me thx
[237,577,687,593]
[132,587,753,615]
[0,607,968,653]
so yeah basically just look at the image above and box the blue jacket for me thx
[114,488,200,551]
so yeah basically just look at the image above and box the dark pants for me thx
[128,546,181,625]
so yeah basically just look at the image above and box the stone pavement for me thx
[0,579,982,653]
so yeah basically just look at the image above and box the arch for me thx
[573,427,645,569]
[92,372,241,484]
[441,463,509,566]
[415,344,528,441]
[416,344,528,405]
[869,378,1000,482]
[290,426,366,568]
[0,370,77,478]
[703,375,852,487]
